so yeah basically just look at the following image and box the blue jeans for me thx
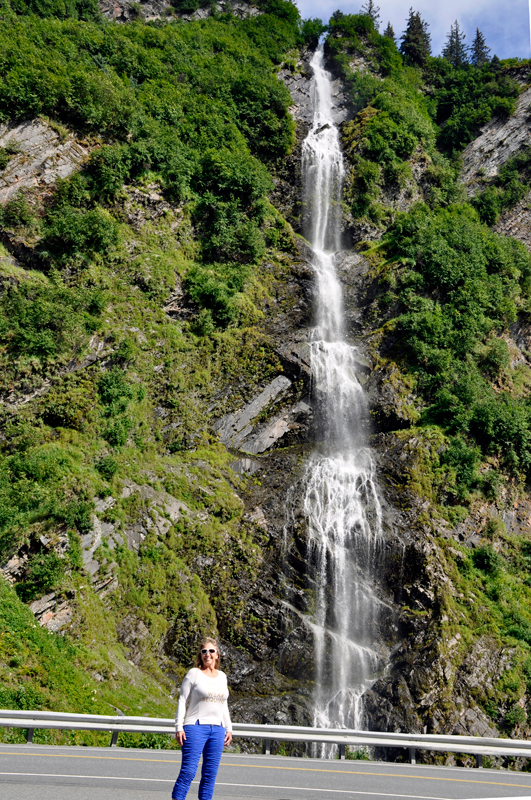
[172,722,225,800]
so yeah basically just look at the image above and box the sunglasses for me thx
[201,649,217,655]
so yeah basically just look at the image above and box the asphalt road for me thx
[2,744,531,800]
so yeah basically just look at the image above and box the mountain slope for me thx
[0,0,316,743]
[4,2,531,761]
[325,14,531,754]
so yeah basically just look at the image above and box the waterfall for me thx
[301,44,386,745]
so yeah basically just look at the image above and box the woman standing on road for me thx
[172,637,232,800]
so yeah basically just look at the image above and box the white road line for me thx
[217,782,449,799]
[0,772,172,782]
[0,771,448,798]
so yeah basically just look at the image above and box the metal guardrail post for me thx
[262,739,271,755]
[476,754,483,769]
[409,747,416,765]
[110,730,119,747]
[339,744,345,760]
[26,728,34,744]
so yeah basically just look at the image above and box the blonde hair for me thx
[194,637,220,670]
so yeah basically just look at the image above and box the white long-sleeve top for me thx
[175,668,232,732]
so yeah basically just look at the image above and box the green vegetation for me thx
[381,203,531,485]
[328,15,471,224]
[0,0,303,724]
[472,147,531,225]
[1,0,531,743]
[328,16,531,738]
[0,576,176,745]
[330,19,531,502]
[335,32,531,498]
[426,58,519,154]
[399,7,431,67]
[329,13,520,227]
[431,527,531,732]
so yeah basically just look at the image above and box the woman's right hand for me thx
[176,730,186,747]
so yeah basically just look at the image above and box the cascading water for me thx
[301,43,386,744]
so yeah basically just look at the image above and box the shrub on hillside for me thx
[384,203,531,476]
[41,207,119,260]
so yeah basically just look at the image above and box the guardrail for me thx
[1,709,530,768]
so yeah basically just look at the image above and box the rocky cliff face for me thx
[4,20,531,757]
[229,49,531,752]
[189,51,408,735]
[98,0,261,24]
[0,119,90,204]
[461,78,531,197]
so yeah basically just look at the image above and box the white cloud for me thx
[295,0,530,59]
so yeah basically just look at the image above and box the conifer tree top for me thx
[400,7,431,66]
[470,27,491,67]
[442,20,468,69]
[360,0,381,29]
[383,21,395,42]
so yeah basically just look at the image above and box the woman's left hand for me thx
[224,731,232,746]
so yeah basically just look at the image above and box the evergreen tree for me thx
[470,28,491,66]
[490,54,501,71]
[400,8,431,66]
[360,0,380,29]
[442,20,468,68]
[330,9,344,24]
[383,21,396,43]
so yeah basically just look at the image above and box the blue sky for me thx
[295,0,530,60]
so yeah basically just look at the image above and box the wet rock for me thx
[122,522,149,552]
[242,417,292,455]
[365,363,421,432]
[0,119,89,204]
[82,514,115,574]
[123,184,176,230]
[231,458,262,476]
[230,691,313,730]
[276,335,312,382]
[451,707,498,738]
[239,399,313,455]
[94,496,115,514]
[176,0,261,21]
[273,52,313,230]
[364,674,422,734]
[279,56,313,126]
[93,574,119,599]
[121,480,187,522]
[214,375,292,450]
[221,640,285,694]
[276,624,316,680]
[454,636,514,704]
[244,506,268,530]
[164,278,199,322]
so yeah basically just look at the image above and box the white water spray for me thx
[302,44,385,744]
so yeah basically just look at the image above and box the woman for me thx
[172,637,232,800]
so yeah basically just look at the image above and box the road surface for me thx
[2,744,531,800]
